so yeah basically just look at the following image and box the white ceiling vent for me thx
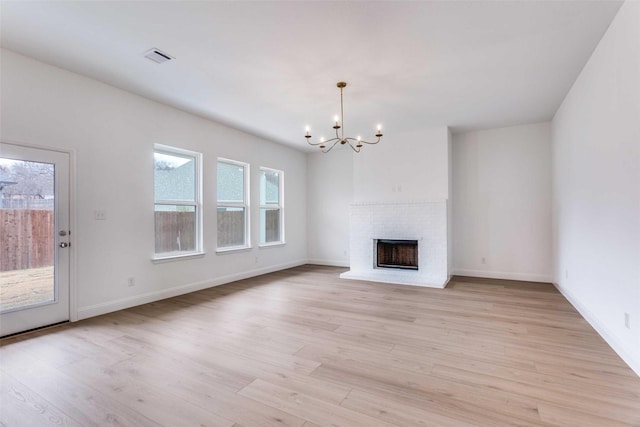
[143,48,174,64]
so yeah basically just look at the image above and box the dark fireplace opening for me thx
[376,239,418,270]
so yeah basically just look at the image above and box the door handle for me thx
[59,242,70,248]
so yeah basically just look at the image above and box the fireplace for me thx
[376,239,418,270]
[340,201,448,288]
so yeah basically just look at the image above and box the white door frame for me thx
[0,140,76,335]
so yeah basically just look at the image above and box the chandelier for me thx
[305,82,383,153]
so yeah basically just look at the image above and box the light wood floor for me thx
[1,265,639,426]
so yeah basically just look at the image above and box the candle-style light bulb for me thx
[357,136,361,141]
[320,137,325,143]
[305,126,310,136]
[333,115,340,129]
[377,124,382,131]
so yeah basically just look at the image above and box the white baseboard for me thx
[553,282,640,378]
[452,269,552,283]
[76,259,307,320]
[306,258,350,268]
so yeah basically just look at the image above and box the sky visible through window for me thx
[260,170,279,205]
[154,152,195,202]
[217,161,244,202]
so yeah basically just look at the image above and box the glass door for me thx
[0,143,70,337]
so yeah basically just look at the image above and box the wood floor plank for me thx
[57,357,238,427]
[296,343,435,376]
[537,402,631,427]
[340,388,478,427]
[2,266,639,426]
[0,370,83,427]
[101,356,306,427]
[0,348,160,427]
[431,363,640,424]
[534,361,640,390]
[109,331,350,407]
[238,379,396,427]
[108,335,256,393]
[309,358,544,425]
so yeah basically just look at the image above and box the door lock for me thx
[59,242,70,248]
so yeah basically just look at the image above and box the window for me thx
[154,145,202,258]
[259,167,284,245]
[217,158,249,250]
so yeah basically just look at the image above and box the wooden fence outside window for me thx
[1,209,54,271]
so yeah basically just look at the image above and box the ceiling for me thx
[0,1,622,152]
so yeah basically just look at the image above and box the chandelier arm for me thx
[344,136,381,145]
[322,139,341,153]
[346,140,361,153]
[307,137,339,147]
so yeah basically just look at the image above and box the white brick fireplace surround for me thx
[340,201,449,288]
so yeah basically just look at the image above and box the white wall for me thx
[306,148,352,266]
[353,126,450,203]
[453,122,552,282]
[1,49,308,319]
[552,0,640,375]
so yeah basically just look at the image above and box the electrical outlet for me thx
[94,209,106,220]
[127,277,135,287]
[625,313,631,329]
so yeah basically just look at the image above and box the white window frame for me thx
[217,158,250,252]
[153,144,203,261]
[259,166,285,247]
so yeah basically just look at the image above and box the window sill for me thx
[259,242,286,249]
[151,252,206,264]
[216,246,252,254]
